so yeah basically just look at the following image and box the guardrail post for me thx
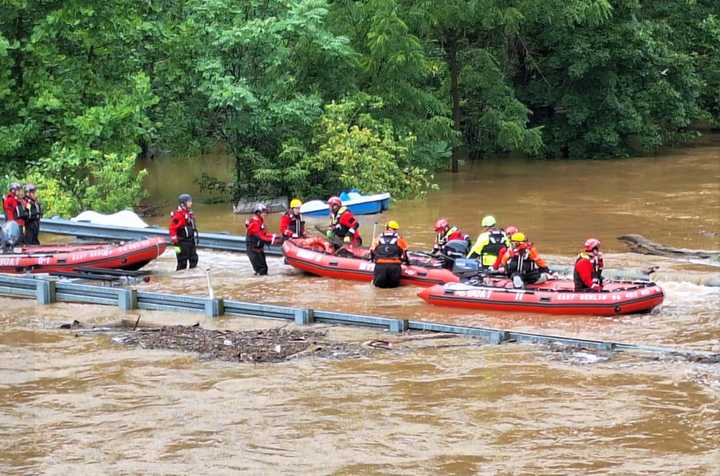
[294,309,315,326]
[389,319,409,333]
[36,280,56,305]
[118,288,137,311]
[488,330,510,345]
[204,298,224,317]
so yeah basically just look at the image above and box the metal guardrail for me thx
[0,273,718,362]
[0,215,283,255]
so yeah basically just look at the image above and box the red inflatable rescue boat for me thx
[0,237,168,274]
[283,238,459,287]
[418,278,664,316]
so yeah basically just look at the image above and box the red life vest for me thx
[245,214,275,249]
[331,207,360,242]
[169,206,198,244]
[2,193,26,226]
[280,211,305,239]
[574,252,604,290]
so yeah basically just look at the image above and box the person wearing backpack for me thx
[467,215,510,269]
[370,221,409,288]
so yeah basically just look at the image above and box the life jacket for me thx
[468,229,506,266]
[282,211,305,238]
[483,230,506,257]
[245,214,273,249]
[2,194,14,220]
[331,207,359,238]
[373,232,402,264]
[2,193,26,225]
[24,197,43,222]
[507,247,537,275]
[170,206,198,244]
[574,252,603,289]
[436,226,459,246]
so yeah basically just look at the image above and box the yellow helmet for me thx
[511,232,527,242]
[386,220,400,230]
[289,198,303,208]
[481,215,496,227]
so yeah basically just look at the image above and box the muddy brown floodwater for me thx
[2,137,719,474]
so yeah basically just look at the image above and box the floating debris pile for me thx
[110,324,371,363]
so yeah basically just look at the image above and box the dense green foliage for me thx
[1,0,718,211]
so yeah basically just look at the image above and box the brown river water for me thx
[2,137,719,474]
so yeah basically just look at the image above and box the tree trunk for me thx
[446,32,462,173]
[617,234,720,262]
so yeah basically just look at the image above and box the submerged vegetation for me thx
[1,0,718,212]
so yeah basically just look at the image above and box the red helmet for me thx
[584,238,601,251]
[434,218,449,232]
[327,196,342,208]
[505,225,519,236]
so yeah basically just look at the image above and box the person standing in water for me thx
[370,220,409,288]
[169,193,199,271]
[245,203,279,275]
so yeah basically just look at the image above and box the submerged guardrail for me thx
[4,215,718,286]
[0,215,283,255]
[1,273,717,362]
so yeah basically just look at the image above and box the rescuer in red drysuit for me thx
[574,238,605,291]
[169,193,199,270]
[326,196,361,248]
[245,203,279,275]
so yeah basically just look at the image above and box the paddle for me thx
[313,224,348,255]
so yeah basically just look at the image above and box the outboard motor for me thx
[440,239,470,269]
[452,258,480,276]
[1,221,21,253]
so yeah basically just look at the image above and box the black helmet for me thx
[253,203,268,214]
[8,182,21,192]
[24,183,37,193]
[178,193,192,204]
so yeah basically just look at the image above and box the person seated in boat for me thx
[23,184,42,245]
[574,238,605,291]
[280,198,306,240]
[2,182,27,244]
[501,232,551,289]
[245,203,280,276]
[326,196,362,248]
[492,225,518,271]
[467,215,510,269]
[169,193,199,271]
[432,218,471,268]
[370,220,409,288]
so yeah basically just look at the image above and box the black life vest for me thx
[25,198,42,222]
[507,248,537,275]
[374,233,402,263]
[331,207,358,238]
[286,212,305,237]
[482,230,507,259]
[172,207,198,243]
